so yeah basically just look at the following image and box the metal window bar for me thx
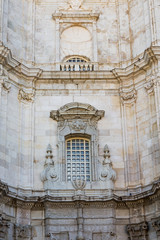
[66,138,90,182]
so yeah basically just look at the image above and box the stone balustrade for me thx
[59,62,97,71]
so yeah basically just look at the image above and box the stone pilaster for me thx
[120,86,140,187]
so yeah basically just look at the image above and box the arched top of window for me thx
[65,56,90,63]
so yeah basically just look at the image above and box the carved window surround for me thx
[52,11,99,70]
[50,102,104,183]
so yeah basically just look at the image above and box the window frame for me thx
[66,137,91,182]
[65,56,89,63]
[50,102,105,184]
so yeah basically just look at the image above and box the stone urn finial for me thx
[40,144,58,187]
[100,145,116,195]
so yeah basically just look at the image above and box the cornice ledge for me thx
[112,46,160,80]
[120,178,160,201]
[0,179,160,207]
[0,44,160,81]
[0,44,42,80]
[52,10,100,20]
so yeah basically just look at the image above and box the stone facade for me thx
[0,0,160,239]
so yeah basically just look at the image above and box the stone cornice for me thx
[0,45,42,81]
[50,102,105,121]
[0,179,160,209]
[52,11,100,21]
[0,44,160,82]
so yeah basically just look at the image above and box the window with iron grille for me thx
[66,138,91,182]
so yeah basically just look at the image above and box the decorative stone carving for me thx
[50,102,105,183]
[144,79,154,94]
[18,88,34,102]
[41,144,58,188]
[127,221,148,240]
[70,119,86,131]
[72,179,86,190]
[72,179,86,197]
[100,144,116,181]
[14,224,32,239]
[0,215,10,239]
[152,217,160,237]
[120,88,137,104]
[100,145,116,189]
[1,78,11,92]
[69,0,84,10]
[50,102,104,122]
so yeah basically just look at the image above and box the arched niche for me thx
[60,26,92,61]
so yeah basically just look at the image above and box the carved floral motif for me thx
[41,144,58,184]
[70,119,86,131]
[127,222,148,240]
[18,89,34,102]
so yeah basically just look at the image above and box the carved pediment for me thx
[50,102,105,121]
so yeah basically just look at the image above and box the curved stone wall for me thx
[0,0,159,69]
[0,1,160,239]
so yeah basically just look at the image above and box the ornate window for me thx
[50,102,105,182]
[66,137,91,181]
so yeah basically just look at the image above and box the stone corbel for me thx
[1,77,11,93]
[127,221,148,240]
[18,88,35,103]
[0,65,11,93]
[144,75,155,94]
[120,87,137,104]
